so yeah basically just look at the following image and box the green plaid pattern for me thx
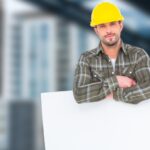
[73,41,150,104]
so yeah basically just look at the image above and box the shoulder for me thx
[79,48,97,61]
[125,43,149,57]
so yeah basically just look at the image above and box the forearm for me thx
[73,53,120,103]
[113,80,150,104]
[73,76,118,103]
[114,50,150,104]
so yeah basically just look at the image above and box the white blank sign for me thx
[41,91,150,150]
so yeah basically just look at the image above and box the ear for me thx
[119,21,124,31]
[94,27,98,35]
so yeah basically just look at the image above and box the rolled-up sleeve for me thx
[73,54,119,104]
[113,50,150,104]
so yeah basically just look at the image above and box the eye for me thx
[110,22,116,26]
[99,24,105,28]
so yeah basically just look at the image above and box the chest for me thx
[89,54,136,81]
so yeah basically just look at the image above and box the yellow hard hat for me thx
[90,2,124,27]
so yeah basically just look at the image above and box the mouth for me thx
[105,34,114,38]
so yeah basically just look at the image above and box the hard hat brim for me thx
[90,16,124,27]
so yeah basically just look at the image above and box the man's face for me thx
[94,21,123,46]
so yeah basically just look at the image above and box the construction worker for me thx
[73,2,150,104]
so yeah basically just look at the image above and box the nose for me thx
[105,25,112,34]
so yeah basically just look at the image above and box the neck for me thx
[101,39,121,59]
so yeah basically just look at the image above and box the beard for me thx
[101,33,120,47]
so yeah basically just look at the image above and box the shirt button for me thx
[112,72,115,75]
[94,74,97,77]
[129,71,132,74]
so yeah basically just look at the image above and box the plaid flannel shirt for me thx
[73,41,150,104]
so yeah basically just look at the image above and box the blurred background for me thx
[0,0,150,150]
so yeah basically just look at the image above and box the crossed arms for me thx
[73,51,150,104]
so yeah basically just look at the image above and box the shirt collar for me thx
[96,40,127,56]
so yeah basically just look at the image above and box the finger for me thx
[133,82,136,86]
[127,83,131,87]
[132,80,136,85]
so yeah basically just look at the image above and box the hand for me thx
[106,93,113,99]
[116,75,136,88]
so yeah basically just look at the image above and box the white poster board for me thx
[41,91,150,150]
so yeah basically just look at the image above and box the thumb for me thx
[132,80,136,86]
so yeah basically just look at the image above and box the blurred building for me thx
[2,0,98,150]
[8,12,98,98]
[1,0,150,150]
[0,0,3,95]
[9,101,35,150]
[0,102,9,150]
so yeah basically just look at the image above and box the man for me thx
[73,2,150,104]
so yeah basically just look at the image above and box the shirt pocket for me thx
[122,65,135,78]
[91,69,104,82]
